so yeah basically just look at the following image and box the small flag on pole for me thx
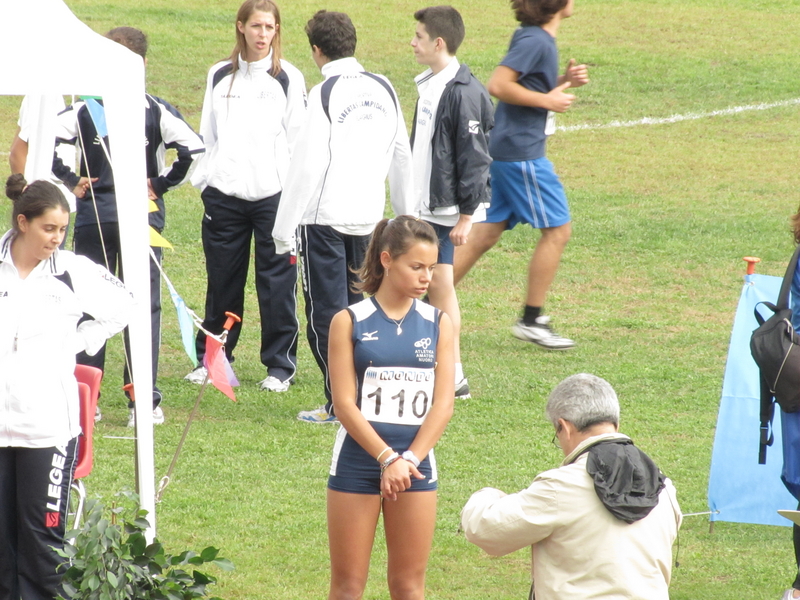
[83,98,108,138]
[203,337,238,401]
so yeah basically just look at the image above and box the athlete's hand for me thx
[563,59,589,88]
[449,215,473,247]
[380,459,424,501]
[147,179,158,200]
[545,82,575,113]
[73,177,98,199]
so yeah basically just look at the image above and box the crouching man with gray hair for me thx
[461,373,682,600]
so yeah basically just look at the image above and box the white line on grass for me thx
[558,98,800,132]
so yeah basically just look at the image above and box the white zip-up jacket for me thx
[0,231,133,448]
[190,52,307,201]
[273,57,414,254]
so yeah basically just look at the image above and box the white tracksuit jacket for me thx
[0,231,133,448]
[273,57,414,254]
[190,52,307,201]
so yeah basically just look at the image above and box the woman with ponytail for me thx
[0,175,132,600]
[326,215,455,600]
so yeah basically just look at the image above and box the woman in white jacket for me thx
[0,175,133,600]
[187,0,307,392]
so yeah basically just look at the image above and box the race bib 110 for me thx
[360,366,435,426]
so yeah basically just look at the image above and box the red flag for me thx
[203,337,238,401]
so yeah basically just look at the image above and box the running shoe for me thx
[259,376,291,393]
[184,366,209,384]
[455,377,471,399]
[127,406,165,428]
[297,406,338,423]
[511,316,575,350]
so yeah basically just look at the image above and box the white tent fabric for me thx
[0,0,157,536]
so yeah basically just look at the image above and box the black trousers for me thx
[0,439,78,600]
[73,223,162,407]
[196,187,298,381]
[300,224,368,411]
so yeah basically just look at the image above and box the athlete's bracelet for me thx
[380,452,401,474]
[376,447,393,464]
[402,450,420,468]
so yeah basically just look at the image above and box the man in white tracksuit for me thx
[273,10,414,423]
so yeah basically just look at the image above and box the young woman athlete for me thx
[326,215,455,600]
[0,175,132,600]
[188,0,307,392]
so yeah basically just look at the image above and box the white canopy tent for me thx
[1,0,157,536]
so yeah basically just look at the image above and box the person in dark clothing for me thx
[53,27,204,427]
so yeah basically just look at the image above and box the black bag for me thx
[750,245,800,463]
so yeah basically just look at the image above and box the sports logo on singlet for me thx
[362,330,379,341]
[414,338,434,363]
[361,366,435,426]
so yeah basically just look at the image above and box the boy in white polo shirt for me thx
[410,5,492,398]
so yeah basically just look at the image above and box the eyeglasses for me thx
[551,424,563,449]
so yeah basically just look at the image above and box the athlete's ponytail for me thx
[355,216,438,296]
[6,174,69,232]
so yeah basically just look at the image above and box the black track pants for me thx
[196,187,298,381]
[300,224,368,410]
[0,439,78,600]
[73,223,163,407]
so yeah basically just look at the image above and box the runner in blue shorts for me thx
[326,216,454,600]
[454,0,588,350]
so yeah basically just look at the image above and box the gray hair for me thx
[545,374,620,431]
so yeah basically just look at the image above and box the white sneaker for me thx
[184,366,209,384]
[127,406,166,428]
[94,405,102,422]
[455,377,471,399]
[297,406,338,423]
[511,317,575,350]
[259,376,291,393]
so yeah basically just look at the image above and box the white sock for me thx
[455,362,465,383]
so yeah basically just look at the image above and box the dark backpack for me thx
[750,245,800,463]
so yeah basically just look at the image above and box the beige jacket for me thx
[461,433,682,600]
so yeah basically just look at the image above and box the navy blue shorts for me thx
[487,157,571,230]
[427,222,455,265]
[328,426,438,495]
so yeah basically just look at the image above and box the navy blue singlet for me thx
[328,297,441,494]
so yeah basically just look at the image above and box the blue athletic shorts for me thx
[328,427,438,495]
[427,222,454,265]
[486,157,571,230]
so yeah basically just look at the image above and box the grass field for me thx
[3,0,800,598]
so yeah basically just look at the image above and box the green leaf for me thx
[199,547,219,562]
[212,558,235,572]
[107,572,118,587]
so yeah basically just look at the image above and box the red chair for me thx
[72,365,103,528]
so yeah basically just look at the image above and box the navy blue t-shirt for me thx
[489,25,559,162]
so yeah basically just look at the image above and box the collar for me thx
[321,56,365,79]
[0,229,61,275]
[414,56,460,88]
[237,50,274,75]
[561,432,630,466]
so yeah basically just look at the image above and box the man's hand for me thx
[147,179,158,200]
[544,82,575,113]
[73,177,98,199]
[562,59,589,88]
[449,214,473,247]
